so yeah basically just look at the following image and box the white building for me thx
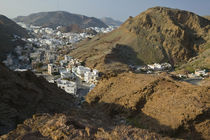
[57,80,77,95]
[148,63,171,71]
[148,63,163,71]
[84,69,99,84]
[195,69,208,77]
[76,66,91,78]
[60,70,76,80]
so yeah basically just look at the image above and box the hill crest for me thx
[14,11,108,29]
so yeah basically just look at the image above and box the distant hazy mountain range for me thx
[14,11,108,29]
[100,17,123,26]
[0,15,28,60]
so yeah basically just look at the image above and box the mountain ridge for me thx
[14,11,108,29]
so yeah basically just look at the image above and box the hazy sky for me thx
[0,0,210,21]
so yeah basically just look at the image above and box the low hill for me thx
[100,17,123,26]
[86,72,210,140]
[14,11,108,29]
[0,15,28,60]
[70,7,210,75]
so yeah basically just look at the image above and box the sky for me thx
[0,0,210,21]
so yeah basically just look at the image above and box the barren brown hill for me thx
[1,112,175,140]
[0,15,28,60]
[86,73,210,140]
[70,7,210,75]
[0,63,175,139]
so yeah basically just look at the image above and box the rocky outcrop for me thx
[86,73,210,139]
[1,111,175,140]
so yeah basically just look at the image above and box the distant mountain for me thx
[0,15,28,61]
[100,17,123,26]
[14,11,108,29]
[70,7,210,75]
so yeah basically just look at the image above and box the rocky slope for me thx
[100,17,123,26]
[1,112,174,140]
[0,15,28,60]
[0,63,75,135]
[70,7,210,75]
[176,42,210,73]
[86,72,210,140]
[0,63,175,139]
[14,11,108,29]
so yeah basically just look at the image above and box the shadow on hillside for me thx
[104,44,145,66]
[88,101,205,140]
[0,62,207,139]
[0,63,76,136]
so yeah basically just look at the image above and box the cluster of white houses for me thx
[3,22,108,97]
[87,26,117,33]
[48,55,99,96]
[131,63,172,73]
[179,69,209,79]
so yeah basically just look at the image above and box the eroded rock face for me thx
[86,73,210,139]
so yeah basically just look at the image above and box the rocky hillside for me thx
[86,72,210,140]
[0,15,28,60]
[0,63,75,135]
[70,7,210,75]
[0,63,175,139]
[14,11,108,29]
[100,17,123,26]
